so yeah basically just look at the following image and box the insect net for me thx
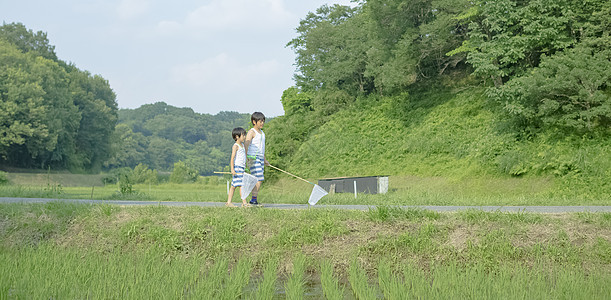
[308,184,329,205]
[240,173,258,200]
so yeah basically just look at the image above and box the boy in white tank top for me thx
[244,112,269,205]
[226,127,251,207]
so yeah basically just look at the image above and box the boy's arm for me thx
[230,144,237,175]
[244,129,255,157]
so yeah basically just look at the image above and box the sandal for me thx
[241,203,252,208]
[225,203,237,207]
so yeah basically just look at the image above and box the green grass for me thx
[5,171,106,187]
[0,244,204,299]
[273,86,611,203]
[1,170,610,206]
[0,203,610,298]
[3,244,606,299]
[0,181,227,202]
[375,260,609,299]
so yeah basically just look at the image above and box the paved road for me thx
[1,197,610,213]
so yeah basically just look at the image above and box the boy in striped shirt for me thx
[245,112,270,205]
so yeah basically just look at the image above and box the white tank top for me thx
[234,143,246,167]
[247,128,265,157]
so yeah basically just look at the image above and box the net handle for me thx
[268,164,314,185]
[214,171,245,175]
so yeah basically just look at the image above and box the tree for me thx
[459,0,603,86]
[494,45,611,133]
[68,69,118,171]
[288,4,369,98]
[113,104,249,174]
[146,137,181,171]
[104,124,147,169]
[0,22,57,60]
[0,40,49,159]
[1,23,118,170]
[280,87,313,115]
[0,39,79,167]
[363,0,432,94]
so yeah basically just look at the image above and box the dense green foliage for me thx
[108,102,249,174]
[267,0,610,194]
[0,23,118,171]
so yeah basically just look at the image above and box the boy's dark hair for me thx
[251,112,265,125]
[232,127,247,141]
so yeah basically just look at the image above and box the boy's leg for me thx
[241,186,251,207]
[250,157,264,204]
[250,182,261,204]
[251,181,262,196]
[228,169,244,207]
[226,186,237,207]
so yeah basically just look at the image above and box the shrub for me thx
[0,171,8,185]
[119,173,134,195]
[131,163,159,184]
[169,161,198,184]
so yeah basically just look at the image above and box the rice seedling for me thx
[284,254,307,300]
[348,259,378,300]
[255,258,279,299]
[0,244,203,299]
[191,257,229,299]
[320,260,344,300]
[377,259,408,299]
[222,258,253,300]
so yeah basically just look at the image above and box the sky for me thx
[1,0,357,117]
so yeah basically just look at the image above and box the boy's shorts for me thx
[232,165,245,187]
[248,156,265,181]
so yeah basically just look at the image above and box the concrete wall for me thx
[318,176,388,194]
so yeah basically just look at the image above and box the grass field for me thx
[1,171,609,298]
[2,171,610,206]
[1,202,610,298]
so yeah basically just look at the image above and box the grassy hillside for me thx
[279,83,610,202]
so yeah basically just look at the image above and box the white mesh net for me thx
[308,184,328,205]
[240,173,258,200]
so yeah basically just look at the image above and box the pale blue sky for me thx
[1,0,357,117]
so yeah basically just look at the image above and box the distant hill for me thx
[106,102,250,175]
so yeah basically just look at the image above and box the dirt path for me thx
[1,197,610,212]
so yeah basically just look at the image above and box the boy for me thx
[226,127,251,207]
[244,112,269,205]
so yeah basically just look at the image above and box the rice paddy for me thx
[1,202,609,299]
